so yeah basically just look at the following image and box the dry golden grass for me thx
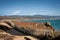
[11,21,56,38]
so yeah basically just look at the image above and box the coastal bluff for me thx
[0,20,59,40]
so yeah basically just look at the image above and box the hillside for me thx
[0,20,60,40]
[0,15,60,20]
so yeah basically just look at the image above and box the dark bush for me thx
[52,35,60,40]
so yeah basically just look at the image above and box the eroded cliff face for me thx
[13,21,55,37]
[0,20,57,40]
[0,20,55,35]
[0,21,38,40]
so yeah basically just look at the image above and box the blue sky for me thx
[0,0,60,16]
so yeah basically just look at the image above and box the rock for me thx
[24,37,31,40]
[44,21,51,26]
[0,22,12,29]
[4,20,15,27]
[0,21,15,31]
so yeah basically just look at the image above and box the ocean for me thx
[23,20,60,30]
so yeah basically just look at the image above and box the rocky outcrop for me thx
[4,20,15,27]
[0,20,57,40]
[13,21,55,38]
[0,21,12,30]
[44,22,55,32]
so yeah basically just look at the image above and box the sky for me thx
[0,0,60,16]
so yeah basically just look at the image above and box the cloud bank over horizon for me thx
[7,10,22,15]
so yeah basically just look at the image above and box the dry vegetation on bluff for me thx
[0,20,60,40]
[13,21,55,36]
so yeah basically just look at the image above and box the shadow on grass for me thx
[52,35,60,40]
[0,25,26,36]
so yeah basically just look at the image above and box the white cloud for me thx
[8,10,22,15]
